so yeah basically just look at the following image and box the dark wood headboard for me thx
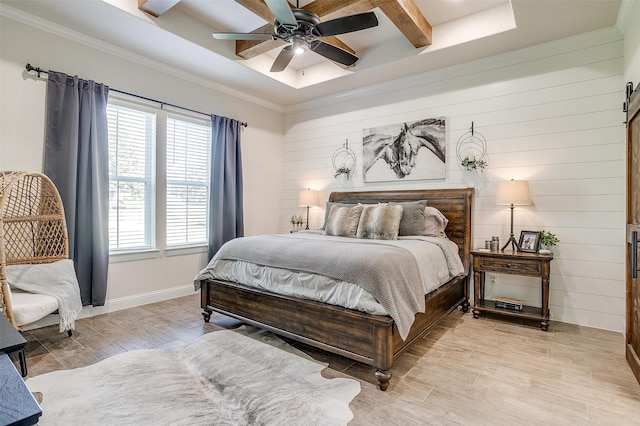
[328,188,474,274]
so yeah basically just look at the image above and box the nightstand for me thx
[471,250,553,331]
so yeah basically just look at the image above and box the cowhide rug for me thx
[26,327,361,425]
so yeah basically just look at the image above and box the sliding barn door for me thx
[626,82,640,385]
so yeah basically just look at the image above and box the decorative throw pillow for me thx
[324,204,364,238]
[321,202,355,230]
[390,200,427,236]
[356,204,404,240]
[424,206,449,238]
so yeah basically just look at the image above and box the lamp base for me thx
[305,205,310,230]
[501,234,522,252]
[501,203,522,252]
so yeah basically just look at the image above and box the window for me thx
[107,99,211,254]
[107,103,156,251]
[166,116,211,247]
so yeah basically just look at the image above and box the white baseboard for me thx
[22,284,197,331]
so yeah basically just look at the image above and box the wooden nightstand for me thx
[471,250,553,331]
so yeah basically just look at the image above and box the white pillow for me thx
[424,206,449,238]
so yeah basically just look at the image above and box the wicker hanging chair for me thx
[0,171,69,330]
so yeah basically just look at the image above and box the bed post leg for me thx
[202,308,212,323]
[375,369,392,391]
[461,298,470,313]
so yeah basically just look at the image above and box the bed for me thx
[197,188,473,390]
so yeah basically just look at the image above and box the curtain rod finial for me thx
[26,63,44,78]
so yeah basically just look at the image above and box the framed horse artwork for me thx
[362,117,446,182]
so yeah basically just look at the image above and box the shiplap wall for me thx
[280,27,626,332]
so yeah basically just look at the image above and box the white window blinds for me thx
[166,116,211,247]
[107,103,156,251]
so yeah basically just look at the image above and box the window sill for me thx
[165,245,208,257]
[109,249,160,263]
[108,245,207,263]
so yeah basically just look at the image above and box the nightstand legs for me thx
[473,269,482,319]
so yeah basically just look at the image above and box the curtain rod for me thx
[25,63,247,128]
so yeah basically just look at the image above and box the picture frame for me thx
[362,117,446,182]
[518,230,540,253]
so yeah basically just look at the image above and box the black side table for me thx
[0,314,28,377]
[0,353,42,426]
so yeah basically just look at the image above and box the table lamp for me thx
[298,188,319,230]
[496,179,531,251]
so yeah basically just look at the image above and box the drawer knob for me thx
[506,263,511,267]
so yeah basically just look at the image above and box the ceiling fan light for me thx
[291,34,305,55]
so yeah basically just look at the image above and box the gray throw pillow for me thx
[324,205,364,238]
[390,200,427,236]
[356,204,404,240]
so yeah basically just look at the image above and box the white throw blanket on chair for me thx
[6,259,83,332]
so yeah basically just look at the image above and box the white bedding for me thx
[195,230,463,319]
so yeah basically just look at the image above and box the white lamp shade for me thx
[496,180,531,206]
[298,189,319,207]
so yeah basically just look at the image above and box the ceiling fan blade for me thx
[265,0,297,27]
[270,45,295,72]
[309,40,359,67]
[212,32,274,41]
[313,12,378,37]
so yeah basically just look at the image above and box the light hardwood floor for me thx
[14,294,640,425]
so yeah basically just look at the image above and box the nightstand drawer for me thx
[478,257,541,275]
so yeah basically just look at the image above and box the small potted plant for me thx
[461,156,487,172]
[334,166,352,180]
[290,214,304,232]
[539,230,559,253]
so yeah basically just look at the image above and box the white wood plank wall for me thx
[279,27,626,332]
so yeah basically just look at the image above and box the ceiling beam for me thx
[304,0,394,20]
[380,0,432,47]
[138,0,181,17]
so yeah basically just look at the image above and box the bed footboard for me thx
[201,274,467,391]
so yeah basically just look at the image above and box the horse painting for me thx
[363,118,446,182]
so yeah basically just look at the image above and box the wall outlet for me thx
[489,274,497,286]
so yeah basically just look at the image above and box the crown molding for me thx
[616,0,636,33]
[0,3,284,114]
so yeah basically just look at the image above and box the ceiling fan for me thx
[212,0,378,72]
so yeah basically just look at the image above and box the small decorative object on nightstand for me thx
[538,230,559,254]
[471,249,553,331]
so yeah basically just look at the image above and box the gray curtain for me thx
[44,71,110,306]
[208,116,244,259]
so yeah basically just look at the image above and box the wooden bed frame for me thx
[200,188,474,390]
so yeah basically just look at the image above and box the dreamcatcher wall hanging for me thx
[332,139,356,181]
[456,122,488,188]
